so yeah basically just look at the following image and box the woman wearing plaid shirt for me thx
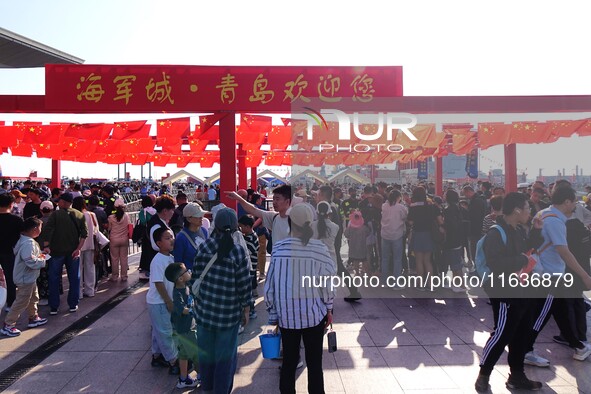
[192,208,251,394]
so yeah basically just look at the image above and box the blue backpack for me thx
[475,225,507,282]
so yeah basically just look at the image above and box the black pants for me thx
[280,318,326,394]
[560,297,588,342]
[480,298,533,376]
[528,294,585,350]
[0,253,16,308]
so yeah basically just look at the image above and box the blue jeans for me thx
[48,255,80,310]
[147,303,178,363]
[197,323,239,394]
[381,237,403,280]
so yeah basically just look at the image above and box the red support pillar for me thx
[436,156,443,197]
[504,143,517,192]
[237,144,247,190]
[219,113,237,210]
[51,159,61,189]
[250,167,258,190]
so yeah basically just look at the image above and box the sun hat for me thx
[210,203,227,221]
[183,202,208,218]
[288,203,314,227]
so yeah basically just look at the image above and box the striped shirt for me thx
[243,232,259,273]
[264,237,336,329]
[192,237,251,330]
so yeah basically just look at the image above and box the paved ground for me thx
[1,254,590,393]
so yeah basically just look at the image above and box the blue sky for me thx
[1,0,591,180]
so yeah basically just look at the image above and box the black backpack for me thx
[566,219,591,290]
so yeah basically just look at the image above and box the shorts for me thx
[410,231,434,253]
[173,330,199,361]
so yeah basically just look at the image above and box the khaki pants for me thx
[257,234,267,276]
[5,282,39,326]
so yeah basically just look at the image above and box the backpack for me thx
[475,224,507,281]
[266,214,279,255]
[566,218,591,270]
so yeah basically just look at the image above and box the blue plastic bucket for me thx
[259,333,281,359]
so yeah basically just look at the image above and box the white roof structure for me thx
[161,170,205,185]
[328,168,371,185]
[289,169,329,184]
[256,169,288,185]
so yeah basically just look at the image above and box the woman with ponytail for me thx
[192,208,251,394]
[265,203,336,394]
[311,201,339,269]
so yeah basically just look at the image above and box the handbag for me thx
[95,230,110,250]
[191,253,218,298]
[327,324,337,353]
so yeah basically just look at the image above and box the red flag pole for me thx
[504,144,517,192]
[51,159,61,189]
[220,113,237,209]
[237,144,247,190]
[436,156,443,196]
[250,167,258,190]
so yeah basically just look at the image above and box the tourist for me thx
[108,198,131,282]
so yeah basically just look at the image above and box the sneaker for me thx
[176,376,198,389]
[553,335,569,346]
[524,351,550,367]
[151,354,169,368]
[505,373,542,390]
[573,343,591,361]
[474,373,490,393]
[344,295,362,302]
[238,325,245,334]
[0,324,21,337]
[27,316,48,328]
[69,306,78,313]
[49,309,58,315]
[38,298,49,306]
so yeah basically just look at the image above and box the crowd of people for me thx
[1,177,590,393]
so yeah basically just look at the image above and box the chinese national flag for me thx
[112,121,150,140]
[102,154,125,164]
[509,122,552,144]
[264,152,284,166]
[199,113,228,133]
[546,120,587,142]
[61,138,97,157]
[188,139,208,153]
[129,154,149,165]
[96,140,121,154]
[0,126,18,147]
[123,139,156,154]
[477,123,511,149]
[268,126,293,150]
[196,125,220,140]
[32,144,61,159]
[65,123,112,140]
[575,119,591,136]
[21,124,62,144]
[149,154,170,167]
[157,118,190,140]
[161,140,183,154]
[452,133,477,155]
[11,143,33,157]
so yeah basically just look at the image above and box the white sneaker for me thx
[524,351,550,367]
[238,325,244,334]
[573,343,591,361]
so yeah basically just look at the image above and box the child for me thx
[344,210,371,275]
[238,215,259,318]
[165,262,199,389]
[146,227,180,375]
[1,217,48,337]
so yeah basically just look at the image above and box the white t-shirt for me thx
[262,210,290,246]
[146,252,175,305]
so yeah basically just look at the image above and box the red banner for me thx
[45,65,403,113]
